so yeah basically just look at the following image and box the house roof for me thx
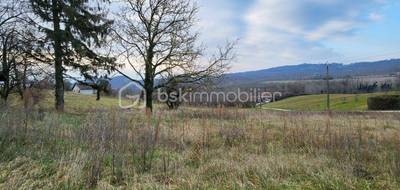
[72,83,94,90]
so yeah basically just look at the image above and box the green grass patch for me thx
[263,92,400,111]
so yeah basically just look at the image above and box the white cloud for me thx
[368,12,384,21]
[306,20,359,41]
[232,0,387,71]
[198,0,243,47]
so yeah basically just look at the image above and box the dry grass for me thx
[0,107,400,189]
[6,90,133,114]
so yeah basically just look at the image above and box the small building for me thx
[72,83,81,93]
[71,83,97,95]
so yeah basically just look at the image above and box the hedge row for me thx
[367,95,400,110]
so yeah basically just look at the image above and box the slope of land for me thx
[111,59,400,89]
[224,59,400,85]
[263,92,400,111]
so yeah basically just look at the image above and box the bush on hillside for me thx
[368,95,400,110]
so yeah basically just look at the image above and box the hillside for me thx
[111,59,400,89]
[223,59,400,87]
[263,92,400,112]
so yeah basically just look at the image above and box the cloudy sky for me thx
[197,0,400,72]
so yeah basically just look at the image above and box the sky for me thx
[197,0,400,72]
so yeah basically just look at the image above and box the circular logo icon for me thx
[118,82,146,109]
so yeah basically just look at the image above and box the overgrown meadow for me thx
[1,107,400,189]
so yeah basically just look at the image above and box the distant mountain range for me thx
[110,75,135,90]
[111,59,400,89]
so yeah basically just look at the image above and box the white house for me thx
[72,83,80,93]
[71,83,96,95]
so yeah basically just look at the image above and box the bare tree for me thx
[0,0,22,28]
[0,1,47,102]
[0,0,20,92]
[0,0,24,101]
[0,28,42,101]
[114,0,234,112]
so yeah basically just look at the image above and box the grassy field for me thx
[1,93,400,189]
[263,92,400,112]
[7,91,134,114]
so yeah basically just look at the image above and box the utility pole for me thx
[326,62,331,112]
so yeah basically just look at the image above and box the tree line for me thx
[0,0,235,112]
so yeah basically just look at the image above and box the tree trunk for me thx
[145,87,153,112]
[96,90,101,101]
[144,50,154,113]
[144,76,153,113]
[13,59,24,99]
[52,0,64,112]
[1,39,9,102]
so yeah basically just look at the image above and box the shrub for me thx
[367,95,400,110]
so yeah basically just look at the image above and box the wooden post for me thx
[326,63,331,112]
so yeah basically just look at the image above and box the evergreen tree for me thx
[30,0,114,111]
